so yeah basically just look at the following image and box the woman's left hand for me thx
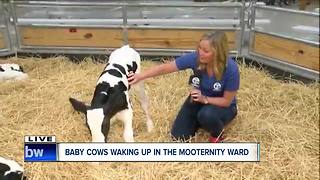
[190,89,207,104]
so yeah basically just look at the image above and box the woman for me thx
[128,31,239,142]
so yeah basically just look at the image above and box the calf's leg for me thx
[134,81,154,132]
[116,108,134,142]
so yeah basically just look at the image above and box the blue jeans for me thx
[171,96,237,140]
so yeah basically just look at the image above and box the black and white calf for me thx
[69,45,153,142]
[0,63,28,81]
[0,156,26,180]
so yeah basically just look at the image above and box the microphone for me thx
[188,74,200,89]
[188,70,201,103]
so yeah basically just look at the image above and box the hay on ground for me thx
[0,56,319,180]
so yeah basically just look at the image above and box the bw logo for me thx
[25,146,44,158]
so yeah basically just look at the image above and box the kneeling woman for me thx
[128,32,239,142]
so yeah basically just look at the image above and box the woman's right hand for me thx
[128,72,142,85]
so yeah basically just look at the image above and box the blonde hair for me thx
[197,31,229,80]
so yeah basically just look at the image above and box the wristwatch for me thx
[203,96,209,105]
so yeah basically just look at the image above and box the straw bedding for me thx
[0,56,318,180]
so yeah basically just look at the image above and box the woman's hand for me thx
[190,89,208,104]
[128,72,143,85]
[128,62,178,86]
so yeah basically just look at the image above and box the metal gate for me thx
[0,1,13,56]
[9,1,243,56]
[246,1,319,80]
[0,0,319,80]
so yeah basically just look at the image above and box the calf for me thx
[0,156,26,180]
[69,45,153,142]
[0,63,28,81]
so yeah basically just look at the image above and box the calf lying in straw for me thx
[0,63,28,81]
[0,156,26,180]
[69,45,153,142]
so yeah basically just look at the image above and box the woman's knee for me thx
[171,115,197,141]
[197,106,222,126]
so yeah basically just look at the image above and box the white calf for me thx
[0,63,28,81]
[0,156,26,180]
[69,45,153,142]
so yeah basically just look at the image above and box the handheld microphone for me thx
[188,75,200,89]
[188,70,201,103]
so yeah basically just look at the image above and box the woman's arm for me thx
[128,61,178,85]
[191,90,237,107]
[206,91,237,107]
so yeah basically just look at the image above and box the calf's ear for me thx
[69,98,88,114]
[19,65,25,72]
[127,61,138,73]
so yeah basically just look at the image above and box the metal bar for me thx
[126,2,242,8]
[19,45,114,50]
[127,19,241,29]
[127,26,239,30]
[253,29,319,47]
[17,19,123,25]
[247,52,319,81]
[16,19,242,26]
[16,48,184,56]
[14,4,122,9]
[238,0,246,56]
[14,23,239,30]
[122,0,128,45]
[292,25,319,34]
[0,1,9,52]
[3,2,14,51]
[0,2,4,27]
[18,43,240,51]
[12,1,242,8]
[9,1,20,52]
[250,0,257,30]
[255,5,319,17]
[135,48,238,53]
[17,48,113,55]
[12,1,126,6]
[19,44,238,54]
[17,24,123,28]
[17,47,238,57]
[0,48,10,52]
[139,50,237,57]
[248,0,257,55]
[127,19,241,25]
[16,20,243,30]
[0,50,14,57]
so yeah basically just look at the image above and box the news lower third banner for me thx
[24,136,260,162]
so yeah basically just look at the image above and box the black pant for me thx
[171,96,237,141]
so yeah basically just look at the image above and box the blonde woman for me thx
[128,32,239,142]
